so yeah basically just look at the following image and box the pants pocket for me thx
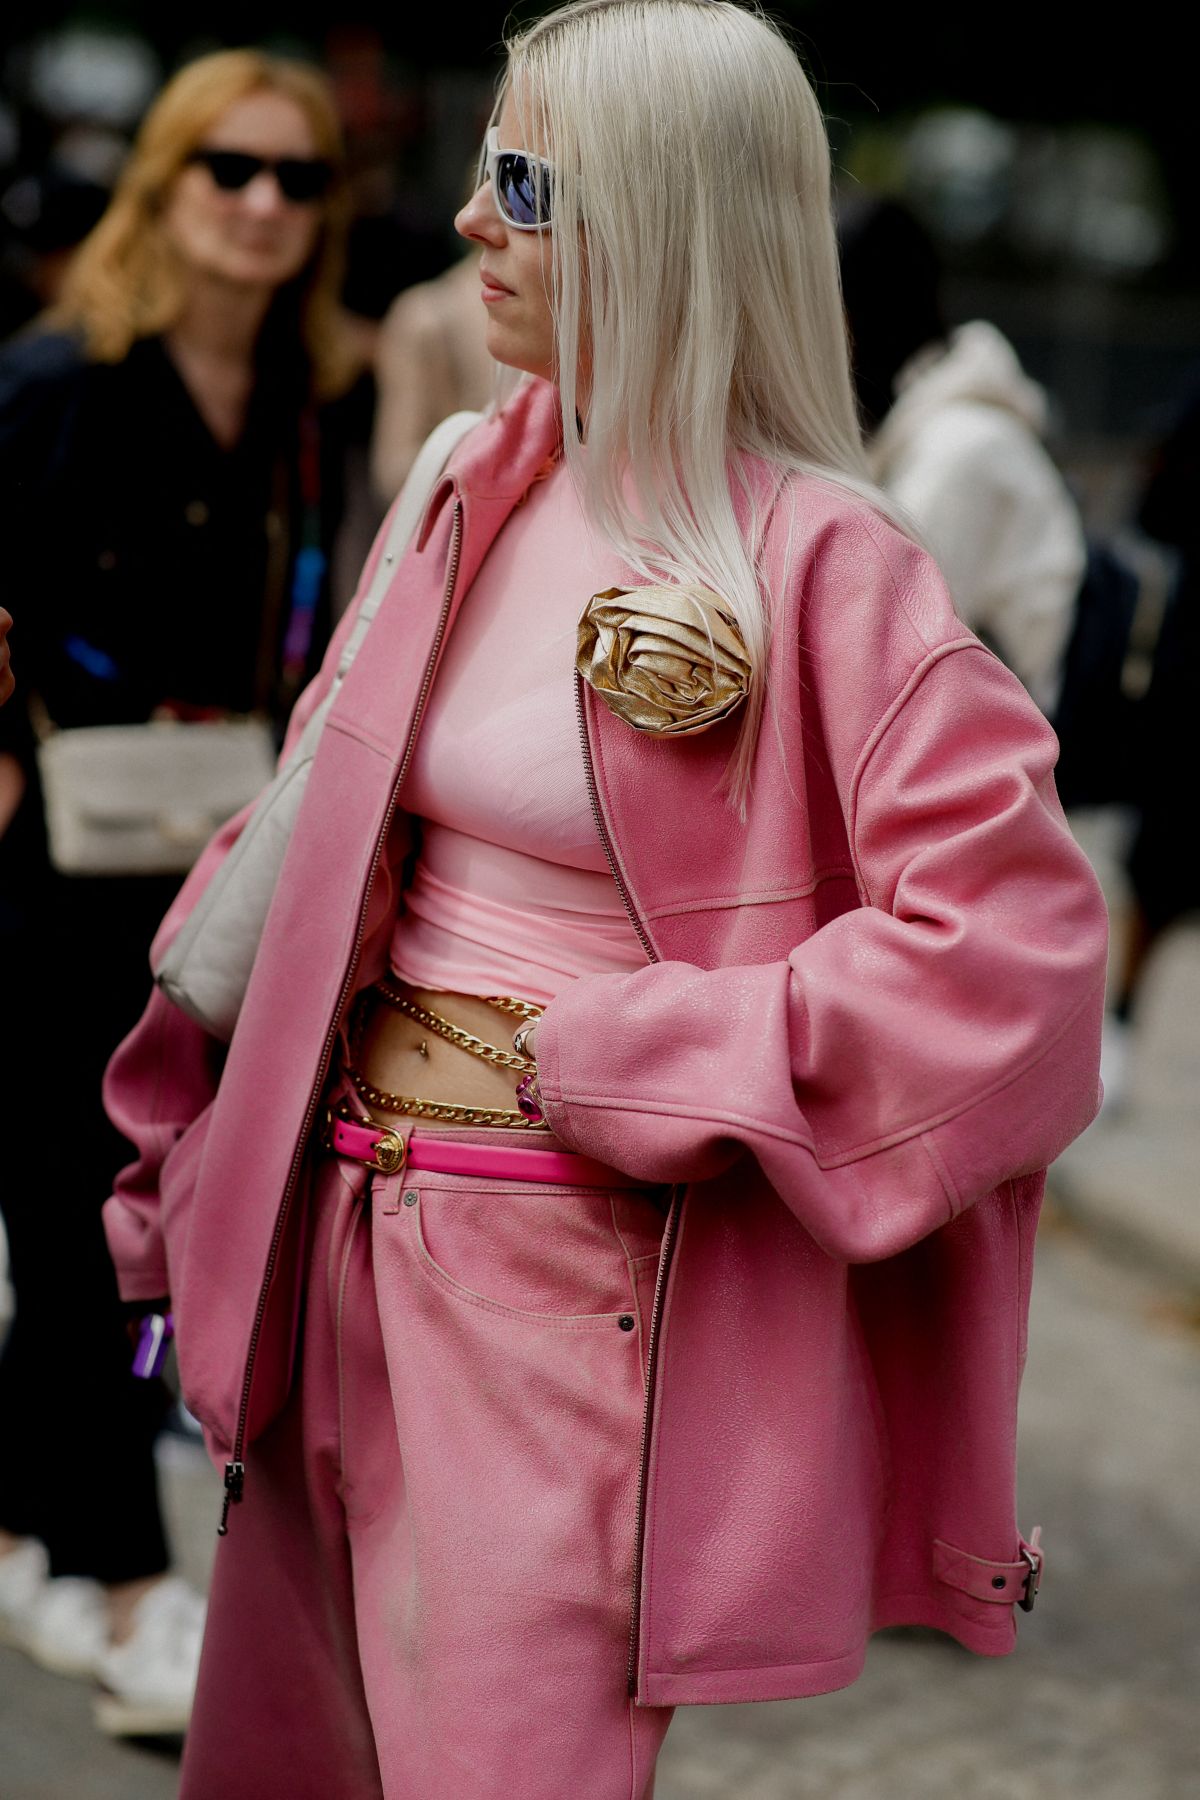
[397,1177,664,1327]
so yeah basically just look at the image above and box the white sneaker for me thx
[93,1574,206,1737]
[0,1536,50,1646]
[23,1573,110,1677]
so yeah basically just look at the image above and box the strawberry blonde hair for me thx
[53,49,353,397]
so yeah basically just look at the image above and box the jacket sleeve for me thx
[534,637,1107,1266]
[102,497,403,1301]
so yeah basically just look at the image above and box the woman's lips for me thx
[480,269,514,303]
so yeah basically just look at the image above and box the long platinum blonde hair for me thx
[500,0,884,805]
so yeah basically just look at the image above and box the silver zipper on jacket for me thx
[573,671,679,1695]
[573,674,657,964]
[219,497,465,1536]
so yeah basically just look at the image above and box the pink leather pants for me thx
[180,1126,673,1799]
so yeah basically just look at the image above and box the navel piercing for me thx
[417,1039,429,1059]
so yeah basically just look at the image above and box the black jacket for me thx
[0,329,350,736]
[0,328,360,892]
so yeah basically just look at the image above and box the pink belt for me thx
[326,1111,646,1189]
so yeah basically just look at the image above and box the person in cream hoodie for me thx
[841,202,1086,719]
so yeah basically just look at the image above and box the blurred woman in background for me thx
[0,47,363,1739]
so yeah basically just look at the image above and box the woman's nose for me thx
[455,181,505,245]
[241,170,287,216]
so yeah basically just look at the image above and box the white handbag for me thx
[153,410,481,1041]
[36,715,277,877]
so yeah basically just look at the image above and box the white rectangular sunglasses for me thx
[483,126,555,232]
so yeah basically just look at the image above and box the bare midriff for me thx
[354,983,536,1129]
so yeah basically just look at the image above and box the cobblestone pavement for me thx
[1,1217,1196,1800]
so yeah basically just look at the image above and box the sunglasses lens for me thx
[194,150,331,202]
[202,151,260,191]
[276,159,333,203]
[497,152,551,227]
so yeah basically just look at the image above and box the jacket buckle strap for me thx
[932,1525,1045,1610]
[1018,1525,1044,1612]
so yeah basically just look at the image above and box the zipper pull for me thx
[217,1459,246,1536]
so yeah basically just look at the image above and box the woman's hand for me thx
[0,607,14,706]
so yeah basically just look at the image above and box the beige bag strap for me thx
[153,408,482,1039]
[333,409,482,687]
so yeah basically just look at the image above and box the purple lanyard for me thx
[280,406,327,694]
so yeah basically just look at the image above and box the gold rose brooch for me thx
[575,585,751,737]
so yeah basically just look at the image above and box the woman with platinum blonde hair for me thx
[104,4,1106,1794]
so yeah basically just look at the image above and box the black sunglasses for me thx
[189,148,334,204]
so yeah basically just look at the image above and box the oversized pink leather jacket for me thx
[104,377,1107,1706]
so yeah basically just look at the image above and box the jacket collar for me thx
[416,375,565,569]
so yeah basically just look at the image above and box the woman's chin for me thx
[198,248,310,292]
[483,326,553,383]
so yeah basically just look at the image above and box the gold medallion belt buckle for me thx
[323,1105,407,1176]
[370,1128,407,1175]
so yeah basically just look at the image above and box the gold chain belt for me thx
[342,1063,545,1130]
[345,980,548,1130]
[372,978,540,1073]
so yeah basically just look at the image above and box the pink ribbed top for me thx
[390,455,647,1004]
